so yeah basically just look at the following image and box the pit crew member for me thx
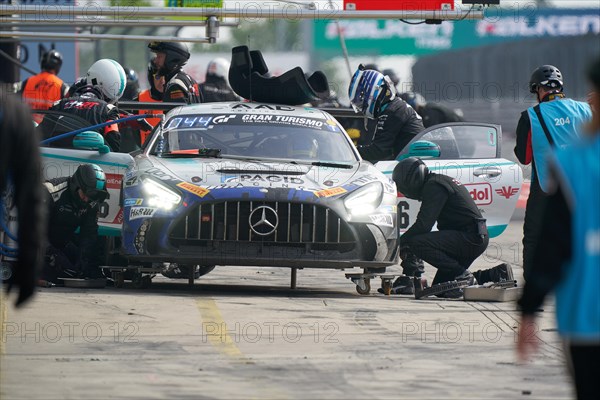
[514,65,592,280]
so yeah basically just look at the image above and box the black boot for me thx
[473,263,514,284]
[392,275,415,295]
[400,252,425,277]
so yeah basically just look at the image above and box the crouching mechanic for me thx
[42,164,109,283]
[390,157,510,298]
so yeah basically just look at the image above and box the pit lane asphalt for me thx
[0,213,572,400]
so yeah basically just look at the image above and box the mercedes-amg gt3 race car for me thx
[35,102,522,287]
[120,102,399,271]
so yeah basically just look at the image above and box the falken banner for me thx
[313,8,600,56]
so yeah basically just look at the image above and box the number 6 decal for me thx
[398,201,410,229]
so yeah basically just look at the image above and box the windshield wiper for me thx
[291,161,354,169]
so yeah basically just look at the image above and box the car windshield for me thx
[151,113,358,163]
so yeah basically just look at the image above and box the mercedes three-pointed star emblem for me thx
[249,206,279,236]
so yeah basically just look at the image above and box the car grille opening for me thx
[169,201,354,246]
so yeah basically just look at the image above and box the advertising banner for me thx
[314,8,600,56]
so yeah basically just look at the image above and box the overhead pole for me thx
[0,5,485,43]
[0,18,240,27]
[328,0,352,80]
[0,31,214,42]
[0,6,485,21]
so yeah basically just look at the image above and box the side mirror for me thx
[73,131,110,154]
[397,140,440,161]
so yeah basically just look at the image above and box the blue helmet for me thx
[348,65,396,119]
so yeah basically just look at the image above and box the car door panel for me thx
[376,122,523,238]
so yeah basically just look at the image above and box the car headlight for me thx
[344,182,383,217]
[142,178,181,210]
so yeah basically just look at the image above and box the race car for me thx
[35,103,522,286]
[120,102,399,272]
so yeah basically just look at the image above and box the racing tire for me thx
[197,265,216,277]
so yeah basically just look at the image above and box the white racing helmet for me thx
[86,59,127,103]
[206,58,230,80]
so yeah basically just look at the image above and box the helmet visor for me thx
[84,189,109,203]
[350,101,363,114]
[348,69,365,113]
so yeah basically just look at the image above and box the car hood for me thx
[147,157,366,190]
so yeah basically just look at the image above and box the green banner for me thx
[165,0,223,8]
[314,19,453,55]
[314,9,600,56]
[164,0,223,20]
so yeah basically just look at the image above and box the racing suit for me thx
[199,76,239,102]
[38,89,121,152]
[0,88,46,306]
[42,177,101,282]
[400,174,489,285]
[514,93,591,280]
[357,97,424,163]
[162,69,202,104]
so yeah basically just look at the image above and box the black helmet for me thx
[123,67,138,83]
[148,41,190,76]
[69,164,109,205]
[363,63,380,72]
[392,157,429,200]
[529,65,563,93]
[382,68,399,87]
[399,92,427,110]
[121,67,140,101]
[40,49,63,73]
[146,61,157,87]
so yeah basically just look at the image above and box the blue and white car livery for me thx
[121,102,399,270]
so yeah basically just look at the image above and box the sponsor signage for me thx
[105,174,122,190]
[177,182,210,198]
[465,183,493,206]
[124,198,144,207]
[369,214,395,228]
[495,186,519,199]
[129,207,157,220]
[315,187,347,198]
[314,8,600,56]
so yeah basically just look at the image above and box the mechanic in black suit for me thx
[42,164,109,283]
[391,157,511,298]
